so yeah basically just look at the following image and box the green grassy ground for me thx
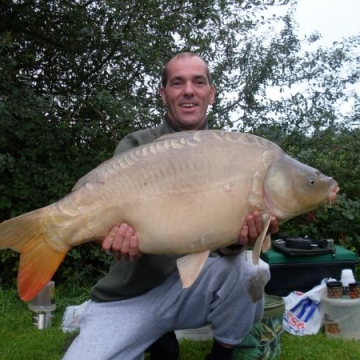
[1,286,360,360]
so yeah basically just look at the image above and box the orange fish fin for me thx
[18,237,67,302]
[0,209,45,251]
[177,250,211,288]
[252,213,271,265]
[0,208,69,301]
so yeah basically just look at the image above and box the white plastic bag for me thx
[283,278,334,336]
[61,300,89,333]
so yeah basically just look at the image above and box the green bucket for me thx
[233,295,285,360]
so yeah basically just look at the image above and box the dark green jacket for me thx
[90,119,194,302]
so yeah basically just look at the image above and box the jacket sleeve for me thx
[113,129,157,156]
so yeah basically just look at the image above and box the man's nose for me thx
[183,82,195,96]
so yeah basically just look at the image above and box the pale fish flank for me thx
[0,130,339,301]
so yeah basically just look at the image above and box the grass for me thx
[1,286,360,360]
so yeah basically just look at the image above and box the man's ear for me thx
[160,87,166,106]
[209,85,216,105]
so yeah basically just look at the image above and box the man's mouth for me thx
[180,103,197,108]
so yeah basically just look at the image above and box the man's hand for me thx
[218,211,279,256]
[102,223,141,261]
[239,211,279,247]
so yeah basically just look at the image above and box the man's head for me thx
[160,52,216,131]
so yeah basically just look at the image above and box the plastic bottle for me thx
[28,281,56,329]
[340,269,356,296]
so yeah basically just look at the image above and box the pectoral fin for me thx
[252,213,271,265]
[177,250,211,288]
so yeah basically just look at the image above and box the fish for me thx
[0,130,339,301]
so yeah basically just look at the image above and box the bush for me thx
[55,243,113,287]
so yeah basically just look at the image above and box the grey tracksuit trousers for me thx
[63,251,270,360]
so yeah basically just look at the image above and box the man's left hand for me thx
[239,211,279,247]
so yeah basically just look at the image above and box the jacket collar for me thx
[162,113,208,134]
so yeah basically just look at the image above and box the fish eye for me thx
[308,177,316,186]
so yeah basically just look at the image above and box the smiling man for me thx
[160,53,216,130]
[63,52,278,360]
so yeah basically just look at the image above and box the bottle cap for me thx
[326,281,342,288]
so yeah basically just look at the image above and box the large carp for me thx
[0,130,338,301]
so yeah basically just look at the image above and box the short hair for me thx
[161,52,212,88]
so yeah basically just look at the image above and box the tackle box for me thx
[260,244,359,296]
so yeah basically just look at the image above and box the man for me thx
[64,52,278,360]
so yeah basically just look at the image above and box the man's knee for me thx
[219,253,270,303]
[246,263,270,302]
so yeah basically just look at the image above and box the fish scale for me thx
[0,130,339,301]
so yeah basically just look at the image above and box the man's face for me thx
[160,56,216,130]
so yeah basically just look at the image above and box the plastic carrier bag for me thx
[61,300,89,333]
[283,278,334,336]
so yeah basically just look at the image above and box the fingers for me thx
[102,223,141,261]
[247,211,263,241]
[238,211,262,246]
[269,215,279,235]
[102,226,120,251]
[238,225,249,245]
[238,211,279,247]
[128,235,140,260]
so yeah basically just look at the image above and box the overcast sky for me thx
[295,0,360,45]
[261,0,360,116]
[224,1,360,123]
[296,0,360,114]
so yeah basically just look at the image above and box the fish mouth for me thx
[327,183,340,205]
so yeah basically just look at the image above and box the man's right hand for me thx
[102,223,141,261]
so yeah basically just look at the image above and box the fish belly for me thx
[129,185,254,254]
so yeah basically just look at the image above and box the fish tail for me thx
[0,209,68,301]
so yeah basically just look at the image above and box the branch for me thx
[77,0,143,85]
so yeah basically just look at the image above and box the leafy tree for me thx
[1,0,359,287]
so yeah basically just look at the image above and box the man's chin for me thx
[167,113,206,130]
[180,120,206,130]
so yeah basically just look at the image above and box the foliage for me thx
[0,0,360,286]
[54,243,113,287]
[256,126,360,259]
[281,193,360,255]
[286,129,360,257]
[280,127,360,200]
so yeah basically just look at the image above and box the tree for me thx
[0,0,300,215]
[1,0,359,286]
